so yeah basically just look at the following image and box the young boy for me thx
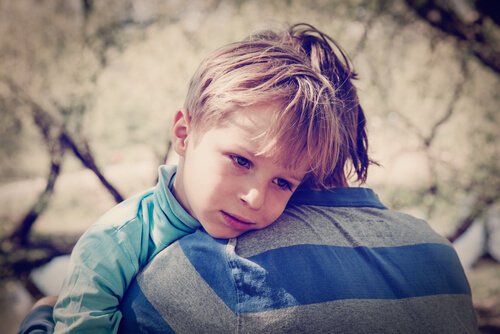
[49,24,347,333]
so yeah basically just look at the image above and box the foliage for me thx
[0,0,498,285]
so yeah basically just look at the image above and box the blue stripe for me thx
[240,243,470,312]
[179,231,238,310]
[119,278,175,334]
[290,187,387,209]
[180,231,470,313]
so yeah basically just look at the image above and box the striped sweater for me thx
[119,187,478,333]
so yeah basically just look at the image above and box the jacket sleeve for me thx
[53,221,142,334]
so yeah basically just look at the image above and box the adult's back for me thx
[119,187,477,333]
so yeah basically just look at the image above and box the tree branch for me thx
[9,140,64,245]
[423,57,469,147]
[448,192,499,242]
[60,133,124,203]
[3,77,124,203]
[405,0,500,74]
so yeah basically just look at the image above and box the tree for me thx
[0,0,162,283]
[0,2,498,317]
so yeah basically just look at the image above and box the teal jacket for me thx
[53,165,200,334]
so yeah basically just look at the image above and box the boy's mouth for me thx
[220,211,255,229]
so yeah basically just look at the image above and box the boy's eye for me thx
[273,178,292,191]
[230,155,251,169]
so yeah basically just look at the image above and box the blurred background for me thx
[0,0,499,333]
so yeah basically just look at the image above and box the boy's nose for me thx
[240,187,266,210]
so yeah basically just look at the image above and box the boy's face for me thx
[172,103,307,239]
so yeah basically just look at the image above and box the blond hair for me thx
[184,23,371,188]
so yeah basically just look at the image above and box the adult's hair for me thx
[285,23,372,185]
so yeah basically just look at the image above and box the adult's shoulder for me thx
[237,187,448,256]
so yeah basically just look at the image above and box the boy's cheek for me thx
[267,196,291,222]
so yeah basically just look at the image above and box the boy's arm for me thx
[18,296,57,334]
[53,222,142,334]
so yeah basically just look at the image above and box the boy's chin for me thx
[203,227,247,240]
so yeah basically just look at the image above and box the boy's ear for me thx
[172,109,191,156]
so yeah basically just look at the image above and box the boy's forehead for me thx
[212,103,279,143]
[221,111,276,150]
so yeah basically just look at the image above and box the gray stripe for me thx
[138,246,476,333]
[239,294,478,334]
[137,243,238,333]
[237,206,448,258]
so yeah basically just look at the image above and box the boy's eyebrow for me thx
[232,144,258,158]
[287,171,306,183]
[275,160,307,183]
